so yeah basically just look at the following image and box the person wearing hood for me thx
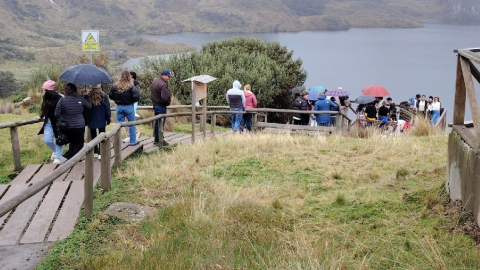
[292,90,309,125]
[240,84,257,132]
[314,93,338,126]
[109,71,140,146]
[226,80,245,132]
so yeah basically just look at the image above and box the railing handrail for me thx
[0,119,42,130]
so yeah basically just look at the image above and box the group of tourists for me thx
[226,80,258,133]
[39,68,174,165]
[291,89,350,127]
[408,94,442,125]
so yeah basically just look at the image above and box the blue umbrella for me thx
[354,95,375,105]
[308,86,325,100]
[59,64,112,85]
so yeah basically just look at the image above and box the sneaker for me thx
[136,132,141,140]
[162,140,169,146]
[53,158,61,165]
[153,141,159,146]
[51,152,56,161]
[123,137,130,143]
[130,142,139,146]
[98,155,101,160]
[94,153,99,158]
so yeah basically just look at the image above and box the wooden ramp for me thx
[0,132,228,246]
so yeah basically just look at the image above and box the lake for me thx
[128,22,480,122]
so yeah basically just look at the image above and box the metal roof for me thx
[182,75,217,84]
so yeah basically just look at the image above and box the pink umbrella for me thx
[361,85,390,97]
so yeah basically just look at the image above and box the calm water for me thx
[131,22,480,122]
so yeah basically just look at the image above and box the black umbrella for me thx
[354,95,376,105]
[59,64,112,85]
[288,86,306,97]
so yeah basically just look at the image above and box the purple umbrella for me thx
[325,87,349,97]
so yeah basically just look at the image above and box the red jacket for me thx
[244,91,257,109]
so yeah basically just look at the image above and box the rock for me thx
[104,202,155,222]
[109,48,127,60]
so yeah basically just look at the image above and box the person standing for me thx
[109,71,140,146]
[416,95,427,118]
[292,90,309,125]
[37,80,64,165]
[409,94,421,108]
[151,69,173,145]
[386,97,397,121]
[426,96,434,120]
[122,71,141,143]
[240,84,257,132]
[86,84,111,160]
[314,93,338,126]
[226,80,245,132]
[55,83,92,160]
[430,96,441,125]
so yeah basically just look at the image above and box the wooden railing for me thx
[0,107,349,219]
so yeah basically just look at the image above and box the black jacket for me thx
[365,104,377,119]
[292,96,308,119]
[151,77,171,107]
[378,105,389,118]
[109,82,140,105]
[55,95,92,129]
[37,91,62,138]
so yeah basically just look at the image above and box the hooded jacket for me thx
[292,96,308,119]
[244,91,257,109]
[86,95,111,129]
[314,95,338,123]
[109,81,140,105]
[38,91,62,138]
[151,77,171,107]
[226,81,245,109]
[54,95,92,129]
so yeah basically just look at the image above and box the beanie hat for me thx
[42,80,55,91]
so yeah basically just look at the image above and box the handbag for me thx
[56,132,69,146]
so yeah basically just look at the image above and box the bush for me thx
[136,38,307,121]
[0,71,21,98]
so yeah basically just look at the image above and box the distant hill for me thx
[0,0,477,62]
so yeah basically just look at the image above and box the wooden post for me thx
[113,128,122,168]
[191,81,196,144]
[159,117,164,144]
[460,56,480,142]
[336,114,343,133]
[86,129,92,142]
[202,97,207,140]
[84,148,94,218]
[10,126,21,171]
[264,114,268,123]
[211,113,216,137]
[200,114,205,133]
[100,137,111,191]
[454,55,467,125]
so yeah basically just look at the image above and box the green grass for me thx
[34,132,480,269]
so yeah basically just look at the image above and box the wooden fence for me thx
[0,107,349,219]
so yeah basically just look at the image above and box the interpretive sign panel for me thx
[82,30,99,51]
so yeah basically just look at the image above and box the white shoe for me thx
[94,153,99,158]
[123,137,130,143]
[136,132,140,140]
[51,152,56,160]
[53,158,61,165]
[98,155,101,160]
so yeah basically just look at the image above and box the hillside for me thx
[0,0,477,65]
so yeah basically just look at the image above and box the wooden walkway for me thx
[0,131,225,246]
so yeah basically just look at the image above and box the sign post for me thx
[81,30,99,64]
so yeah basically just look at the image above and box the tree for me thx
[0,71,20,98]
[136,38,307,115]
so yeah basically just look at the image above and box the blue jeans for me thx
[317,122,330,126]
[117,105,136,144]
[230,108,243,132]
[43,120,63,159]
[240,113,253,132]
[431,110,440,125]
[153,105,167,143]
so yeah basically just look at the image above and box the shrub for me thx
[136,37,307,122]
[0,71,21,98]
[0,100,22,115]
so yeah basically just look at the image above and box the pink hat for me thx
[42,80,55,90]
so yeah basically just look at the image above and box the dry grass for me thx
[37,131,480,269]
[0,100,23,115]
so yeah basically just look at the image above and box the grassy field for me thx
[33,131,480,269]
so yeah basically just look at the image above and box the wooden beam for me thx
[113,127,122,168]
[254,121,335,132]
[211,113,216,138]
[469,61,480,84]
[100,137,111,191]
[454,55,467,125]
[191,81,196,144]
[10,126,21,171]
[202,97,207,141]
[0,119,42,130]
[458,50,480,66]
[84,148,94,218]
[159,118,164,144]
[460,56,480,142]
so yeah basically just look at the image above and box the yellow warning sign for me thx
[85,33,96,42]
[83,43,99,50]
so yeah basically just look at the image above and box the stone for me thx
[104,202,155,222]
[109,48,127,60]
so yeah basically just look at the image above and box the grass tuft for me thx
[396,167,409,180]
[335,193,346,205]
